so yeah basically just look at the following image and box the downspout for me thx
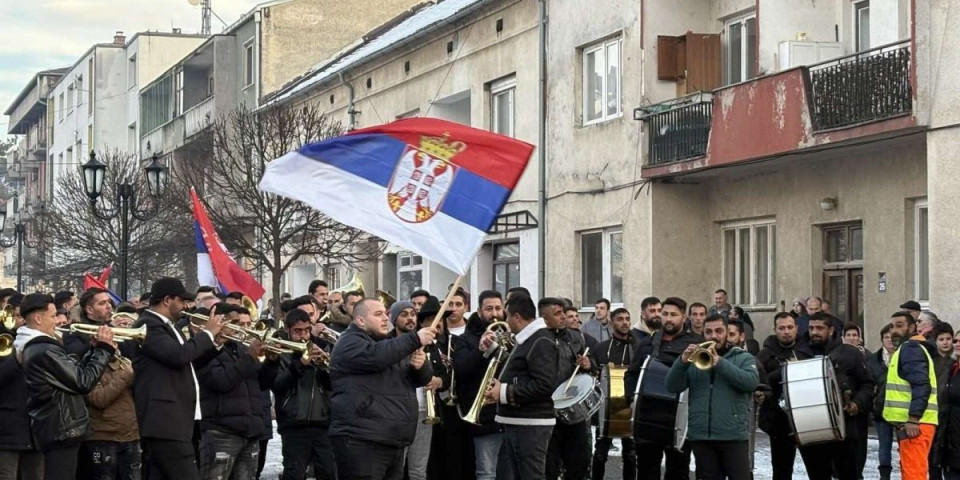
[338,72,357,131]
[537,0,547,298]
[254,11,262,107]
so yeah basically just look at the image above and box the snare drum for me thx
[553,374,604,425]
[630,356,688,450]
[780,356,846,445]
[599,364,633,438]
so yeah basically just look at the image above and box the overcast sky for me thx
[0,0,261,134]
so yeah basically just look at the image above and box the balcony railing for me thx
[641,98,713,166]
[809,40,912,131]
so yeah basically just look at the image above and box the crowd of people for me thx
[0,279,957,480]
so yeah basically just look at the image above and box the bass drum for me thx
[553,374,604,425]
[630,356,688,450]
[598,364,633,438]
[780,356,846,446]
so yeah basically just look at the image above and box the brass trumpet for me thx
[0,304,17,331]
[462,321,514,425]
[0,333,13,357]
[423,352,441,425]
[692,341,717,370]
[57,323,148,343]
[110,312,139,327]
[181,311,211,328]
[261,337,328,366]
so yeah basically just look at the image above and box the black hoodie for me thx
[797,331,875,439]
[755,335,812,436]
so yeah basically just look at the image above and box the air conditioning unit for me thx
[778,41,843,70]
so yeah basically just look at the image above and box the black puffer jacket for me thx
[940,362,960,471]
[495,322,559,423]
[624,329,703,403]
[797,333,874,439]
[866,347,891,422]
[21,335,114,451]
[328,324,432,447]
[453,313,502,436]
[0,354,33,451]
[263,350,333,433]
[197,342,267,438]
[755,335,812,436]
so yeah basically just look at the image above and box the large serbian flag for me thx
[259,118,534,275]
[190,188,266,300]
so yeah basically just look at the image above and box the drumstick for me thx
[563,347,590,394]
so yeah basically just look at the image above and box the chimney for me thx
[114,31,125,45]
[172,27,182,34]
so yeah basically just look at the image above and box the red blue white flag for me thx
[258,118,534,275]
[191,188,266,300]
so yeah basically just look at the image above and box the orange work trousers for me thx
[898,423,936,480]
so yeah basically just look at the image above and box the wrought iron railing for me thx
[809,40,912,131]
[642,100,713,166]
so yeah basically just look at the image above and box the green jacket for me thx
[665,347,759,441]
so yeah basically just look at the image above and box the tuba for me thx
[462,321,515,425]
[0,333,13,357]
[692,341,717,370]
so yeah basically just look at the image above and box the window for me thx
[174,67,184,116]
[491,76,516,137]
[493,243,520,296]
[244,41,255,88]
[916,200,929,304]
[722,219,776,306]
[128,123,137,153]
[725,14,758,84]
[581,228,623,306]
[855,1,870,51]
[397,252,424,300]
[128,55,138,88]
[58,93,64,121]
[582,37,622,124]
[325,265,341,290]
[88,58,94,115]
[67,84,75,113]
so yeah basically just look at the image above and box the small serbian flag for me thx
[191,188,266,300]
[259,118,534,275]
[82,264,122,303]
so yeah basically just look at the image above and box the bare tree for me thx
[29,150,195,296]
[175,104,379,316]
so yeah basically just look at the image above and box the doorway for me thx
[821,222,864,330]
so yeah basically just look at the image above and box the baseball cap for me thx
[899,300,922,312]
[150,277,196,301]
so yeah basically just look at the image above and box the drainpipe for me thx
[254,11,262,107]
[338,72,357,131]
[537,0,547,298]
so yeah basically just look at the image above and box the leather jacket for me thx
[262,352,332,433]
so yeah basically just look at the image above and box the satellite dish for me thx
[188,0,201,6]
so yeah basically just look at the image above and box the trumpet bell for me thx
[241,295,259,321]
[332,273,364,298]
[692,341,716,370]
[0,333,13,357]
[375,290,397,310]
[0,304,16,331]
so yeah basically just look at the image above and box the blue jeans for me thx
[876,419,894,468]
[496,425,553,480]
[199,429,258,480]
[473,433,503,480]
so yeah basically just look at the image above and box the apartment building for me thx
[264,0,542,303]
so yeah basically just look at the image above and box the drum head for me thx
[674,390,689,451]
[553,374,596,408]
[782,356,846,446]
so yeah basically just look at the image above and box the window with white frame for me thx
[582,37,622,124]
[128,55,138,88]
[855,1,870,51]
[398,252,424,300]
[491,76,516,137]
[175,67,184,116]
[722,219,776,306]
[244,41,255,88]
[67,85,75,114]
[725,14,758,85]
[493,242,520,296]
[581,228,623,306]
[58,93,64,121]
[915,199,929,305]
[325,265,341,290]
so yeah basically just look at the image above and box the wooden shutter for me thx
[657,36,683,80]
[683,33,721,93]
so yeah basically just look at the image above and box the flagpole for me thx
[429,275,463,331]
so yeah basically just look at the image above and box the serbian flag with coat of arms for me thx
[191,188,266,300]
[258,118,534,275]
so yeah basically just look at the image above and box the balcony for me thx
[639,95,713,166]
[809,41,912,131]
[184,96,215,138]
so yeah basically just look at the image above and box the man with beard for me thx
[795,312,874,480]
[454,290,506,480]
[328,298,437,480]
[541,297,592,480]
[591,307,639,480]
[667,314,758,480]
[624,297,702,480]
[755,312,811,480]
[63,288,120,357]
[883,311,939,480]
[632,296,662,343]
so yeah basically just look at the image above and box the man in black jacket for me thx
[631,296,661,344]
[484,294,559,480]
[63,287,114,357]
[796,312,875,480]
[591,307,639,480]
[261,308,336,480]
[16,293,116,479]
[453,289,506,480]
[134,277,222,480]
[410,297,452,480]
[754,312,810,480]
[196,303,268,480]
[0,293,42,480]
[329,298,436,480]
[624,296,701,480]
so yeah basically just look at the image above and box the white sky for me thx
[0,0,261,134]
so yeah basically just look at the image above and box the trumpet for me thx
[56,323,148,343]
[110,312,138,327]
[181,311,211,328]
[314,327,339,345]
[462,321,515,425]
[423,352,442,425]
[0,333,13,357]
[261,337,329,367]
[691,341,717,370]
[443,337,458,406]
[0,304,16,331]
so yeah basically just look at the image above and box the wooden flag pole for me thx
[429,275,464,331]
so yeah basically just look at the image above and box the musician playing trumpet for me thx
[667,314,759,480]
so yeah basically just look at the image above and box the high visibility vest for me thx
[882,337,938,425]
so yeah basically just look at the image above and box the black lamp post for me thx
[81,151,168,300]
[0,209,33,292]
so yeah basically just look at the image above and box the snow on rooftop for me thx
[264,0,488,108]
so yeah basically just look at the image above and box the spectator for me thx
[582,298,612,344]
[899,301,922,321]
[708,289,731,317]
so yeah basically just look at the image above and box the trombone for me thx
[56,323,148,343]
[691,341,717,370]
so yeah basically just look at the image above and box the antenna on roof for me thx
[188,0,212,35]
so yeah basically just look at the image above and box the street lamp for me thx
[0,209,33,292]
[81,151,169,299]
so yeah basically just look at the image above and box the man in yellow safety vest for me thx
[882,310,938,480]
